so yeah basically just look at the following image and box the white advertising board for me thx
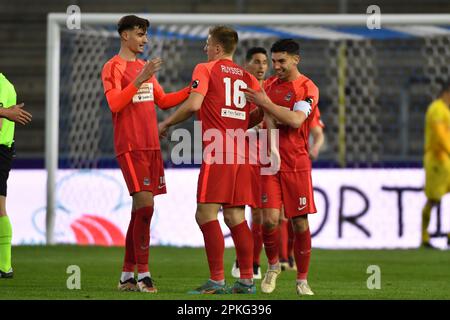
[7,169,450,249]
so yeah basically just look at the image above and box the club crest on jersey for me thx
[284,92,293,101]
[143,177,150,186]
[191,79,200,89]
[262,193,268,203]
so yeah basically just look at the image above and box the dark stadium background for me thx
[2,0,450,169]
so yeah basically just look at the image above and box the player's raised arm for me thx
[153,78,190,110]
[158,92,204,137]
[159,62,210,136]
[133,58,163,88]
[102,58,162,113]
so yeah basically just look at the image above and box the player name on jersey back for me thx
[220,65,244,76]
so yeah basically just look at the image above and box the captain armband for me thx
[293,100,312,117]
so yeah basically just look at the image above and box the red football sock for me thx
[200,220,225,281]
[262,226,280,266]
[279,219,289,261]
[122,210,136,272]
[294,228,312,280]
[230,221,254,280]
[287,220,295,257]
[251,222,263,265]
[133,206,154,274]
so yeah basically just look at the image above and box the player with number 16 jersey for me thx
[158,26,261,294]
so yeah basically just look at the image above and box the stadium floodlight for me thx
[46,13,450,244]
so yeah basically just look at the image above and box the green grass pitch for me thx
[1,245,449,300]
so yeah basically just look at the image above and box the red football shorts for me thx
[197,162,259,208]
[116,150,166,196]
[250,164,262,209]
[261,170,316,218]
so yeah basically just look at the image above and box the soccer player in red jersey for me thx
[231,47,269,280]
[101,15,190,293]
[245,39,319,296]
[158,26,261,294]
[279,107,325,272]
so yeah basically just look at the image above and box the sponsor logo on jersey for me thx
[284,92,293,101]
[221,108,246,120]
[132,82,154,103]
[191,80,200,89]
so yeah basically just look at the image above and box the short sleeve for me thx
[7,81,17,107]
[304,82,319,108]
[429,104,447,124]
[310,107,325,128]
[9,87,16,107]
[293,80,319,119]
[190,63,211,96]
[101,61,123,94]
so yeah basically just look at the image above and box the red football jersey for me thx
[310,106,324,129]
[264,74,320,172]
[247,102,261,166]
[101,55,168,156]
[190,59,260,163]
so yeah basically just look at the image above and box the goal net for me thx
[46,14,450,243]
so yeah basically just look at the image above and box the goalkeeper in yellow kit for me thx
[422,81,450,248]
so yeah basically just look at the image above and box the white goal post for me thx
[46,13,450,244]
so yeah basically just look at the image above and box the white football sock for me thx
[210,279,225,286]
[239,278,253,285]
[120,272,134,282]
[138,272,151,281]
[269,262,280,271]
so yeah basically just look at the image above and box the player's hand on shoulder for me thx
[3,103,32,125]
[136,57,163,86]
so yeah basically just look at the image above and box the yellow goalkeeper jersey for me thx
[424,98,450,163]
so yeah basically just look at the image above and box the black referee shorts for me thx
[0,144,15,197]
